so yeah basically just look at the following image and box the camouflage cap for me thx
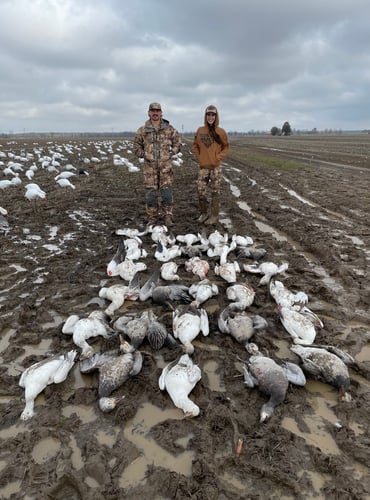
[149,102,162,111]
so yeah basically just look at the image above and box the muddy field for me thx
[0,134,369,499]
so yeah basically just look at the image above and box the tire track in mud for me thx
[222,160,370,321]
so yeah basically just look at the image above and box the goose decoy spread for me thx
[19,350,77,420]
[159,354,202,417]
[242,343,306,422]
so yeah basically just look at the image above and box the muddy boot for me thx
[146,206,158,226]
[163,204,174,228]
[205,193,219,225]
[164,214,173,228]
[198,196,208,223]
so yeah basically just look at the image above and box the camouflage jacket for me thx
[133,118,181,164]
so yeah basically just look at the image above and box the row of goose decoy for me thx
[19,224,356,423]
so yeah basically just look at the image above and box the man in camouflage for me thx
[134,102,181,227]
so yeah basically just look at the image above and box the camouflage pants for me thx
[197,166,222,197]
[144,161,173,216]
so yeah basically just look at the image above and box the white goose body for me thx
[172,308,209,354]
[99,284,139,317]
[226,283,255,310]
[244,262,289,285]
[278,305,317,345]
[159,354,201,417]
[185,256,209,280]
[214,261,240,283]
[62,311,116,358]
[189,279,219,307]
[161,261,180,281]
[19,350,77,420]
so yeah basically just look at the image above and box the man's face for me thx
[149,109,162,122]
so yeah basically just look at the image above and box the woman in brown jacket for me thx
[192,105,230,224]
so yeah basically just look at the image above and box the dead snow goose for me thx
[172,306,209,354]
[218,307,267,348]
[185,256,209,280]
[62,310,117,358]
[80,338,142,412]
[159,354,202,417]
[277,304,317,345]
[161,261,180,281]
[189,279,219,307]
[19,350,77,420]
[226,283,255,311]
[243,261,289,286]
[290,344,352,401]
[242,343,306,422]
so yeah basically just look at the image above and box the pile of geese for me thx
[19,224,357,423]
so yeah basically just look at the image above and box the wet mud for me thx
[0,135,369,499]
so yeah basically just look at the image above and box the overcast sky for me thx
[1,0,369,134]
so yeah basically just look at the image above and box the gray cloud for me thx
[0,0,369,133]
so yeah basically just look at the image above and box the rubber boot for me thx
[146,206,158,226]
[198,196,208,223]
[205,193,219,225]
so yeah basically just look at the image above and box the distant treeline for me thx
[1,129,369,139]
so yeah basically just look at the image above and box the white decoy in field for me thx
[189,279,219,307]
[62,310,117,358]
[226,283,255,311]
[80,338,143,412]
[0,207,10,235]
[218,307,267,348]
[214,261,241,283]
[159,354,202,417]
[173,307,209,354]
[277,305,317,345]
[55,171,76,180]
[243,261,289,285]
[19,350,77,420]
[161,261,180,281]
[242,343,306,422]
[99,284,140,317]
[185,256,209,280]
[290,345,352,401]
[25,183,46,200]
[56,178,75,189]
[0,179,13,190]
